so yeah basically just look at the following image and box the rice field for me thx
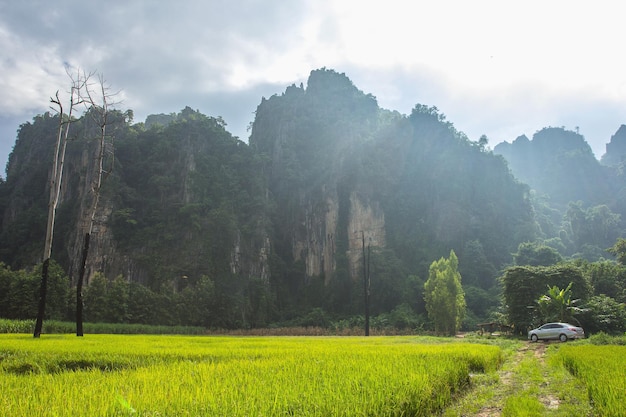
[0,334,502,416]
[555,344,626,417]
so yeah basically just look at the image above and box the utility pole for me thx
[362,232,370,336]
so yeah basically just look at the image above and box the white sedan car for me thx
[528,322,585,342]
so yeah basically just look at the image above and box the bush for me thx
[588,331,626,345]
[297,308,332,328]
[0,319,34,333]
[579,295,626,335]
[0,319,205,335]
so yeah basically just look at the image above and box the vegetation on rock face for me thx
[0,68,625,333]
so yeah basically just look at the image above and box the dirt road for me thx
[444,340,592,417]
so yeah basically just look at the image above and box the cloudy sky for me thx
[1,0,625,175]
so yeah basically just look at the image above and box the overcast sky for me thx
[1,0,625,176]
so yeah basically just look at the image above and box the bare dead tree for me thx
[75,73,118,336]
[34,68,88,338]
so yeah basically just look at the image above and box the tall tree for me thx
[423,250,465,336]
[607,238,626,265]
[75,73,118,336]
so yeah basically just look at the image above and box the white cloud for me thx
[0,0,625,172]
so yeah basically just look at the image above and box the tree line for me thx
[2,240,624,335]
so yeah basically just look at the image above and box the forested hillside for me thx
[1,68,625,332]
[494,127,626,261]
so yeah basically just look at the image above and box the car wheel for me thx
[531,334,538,342]
[559,334,568,342]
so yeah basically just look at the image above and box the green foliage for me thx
[501,263,592,332]
[588,331,626,345]
[0,319,34,333]
[175,274,215,327]
[514,241,563,266]
[535,282,584,324]
[578,295,626,335]
[126,282,173,325]
[0,261,70,321]
[0,319,206,335]
[567,203,620,257]
[464,285,499,318]
[83,273,108,323]
[82,273,221,328]
[105,276,130,323]
[367,249,411,315]
[607,237,626,265]
[424,250,466,335]
[575,259,626,302]
[383,303,423,330]
[494,127,626,264]
[458,240,497,289]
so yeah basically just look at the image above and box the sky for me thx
[1,0,625,176]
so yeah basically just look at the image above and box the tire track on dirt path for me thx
[445,341,574,417]
[473,343,537,417]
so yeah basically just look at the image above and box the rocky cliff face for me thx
[248,69,385,285]
[289,188,385,283]
[346,192,385,279]
[0,109,273,290]
[291,193,338,281]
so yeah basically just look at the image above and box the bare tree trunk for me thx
[76,73,116,336]
[33,68,116,338]
[76,233,90,336]
[34,80,79,337]
[34,258,50,337]
[33,87,78,338]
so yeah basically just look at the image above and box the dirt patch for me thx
[531,341,547,360]
[476,406,501,416]
[543,394,560,410]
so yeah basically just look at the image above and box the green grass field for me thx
[555,344,626,417]
[0,334,501,416]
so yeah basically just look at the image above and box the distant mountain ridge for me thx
[601,124,626,166]
[493,127,615,207]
